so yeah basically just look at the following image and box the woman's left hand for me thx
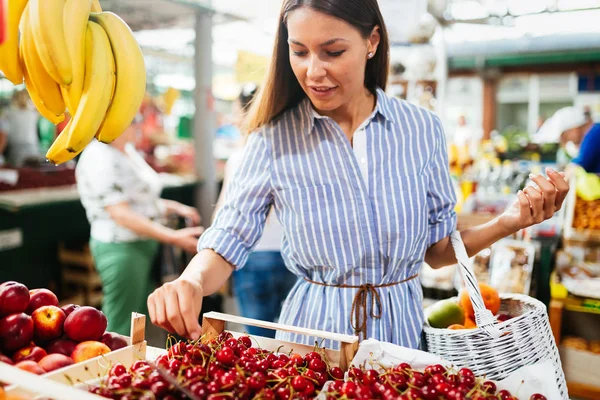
[498,167,570,233]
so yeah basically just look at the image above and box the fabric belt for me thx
[303,274,419,341]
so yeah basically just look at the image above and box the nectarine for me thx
[64,306,107,342]
[71,341,111,363]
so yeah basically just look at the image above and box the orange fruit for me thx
[448,324,466,330]
[464,316,477,329]
[460,283,500,318]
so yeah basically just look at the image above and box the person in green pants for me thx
[75,121,203,335]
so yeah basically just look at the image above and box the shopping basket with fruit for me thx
[423,232,568,399]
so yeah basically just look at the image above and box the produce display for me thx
[427,284,511,330]
[82,333,549,400]
[0,0,145,165]
[323,364,546,400]
[0,281,127,374]
[572,196,600,230]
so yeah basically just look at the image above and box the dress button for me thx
[360,157,367,164]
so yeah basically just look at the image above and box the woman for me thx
[0,90,40,167]
[76,121,204,336]
[148,0,569,348]
[215,84,297,338]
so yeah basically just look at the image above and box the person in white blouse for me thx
[76,120,203,335]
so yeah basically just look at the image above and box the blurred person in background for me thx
[537,106,600,173]
[0,90,40,167]
[76,119,204,335]
[214,83,297,337]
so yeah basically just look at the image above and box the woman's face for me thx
[286,7,379,112]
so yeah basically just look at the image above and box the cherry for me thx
[315,371,328,386]
[341,381,357,397]
[456,383,471,394]
[482,380,497,394]
[217,331,233,342]
[167,342,186,357]
[348,367,364,380]
[530,395,547,400]
[155,354,169,369]
[190,382,208,397]
[131,378,151,390]
[303,381,315,396]
[459,374,475,388]
[131,360,150,371]
[260,388,275,400]
[458,367,474,378]
[498,390,513,400]
[185,365,206,380]
[168,358,182,373]
[207,380,221,394]
[271,359,286,369]
[150,381,168,397]
[216,346,235,365]
[287,366,299,376]
[238,336,252,348]
[354,384,373,399]
[430,373,447,385]
[362,369,379,385]
[278,354,290,364]
[309,358,326,372]
[421,384,441,400]
[242,360,258,373]
[247,371,266,390]
[291,375,309,391]
[304,351,321,361]
[405,388,424,399]
[109,363,126,377]
[424,364,445,376]
[409,372,426,388]
[290,353,305,367]
[328,366,344,380]
[303,369,318,381]
[257,359,270,372]
[117,373,132,387]
[447,374,460,387]
[276,386,291,400]
[435,382,452,395]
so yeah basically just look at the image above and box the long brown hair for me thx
[244,0,390,133]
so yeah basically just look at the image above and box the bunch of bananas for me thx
[0,0,146,165]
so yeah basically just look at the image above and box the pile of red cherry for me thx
[323,363,547,400]
[87,331,339,399]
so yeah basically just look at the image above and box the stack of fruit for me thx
[0,0,145,165]
[427,284,511,330]
[323,364,547,400]
[0,281,127,375]
[87,332,339,400]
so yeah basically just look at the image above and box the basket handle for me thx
[450,231,500,338]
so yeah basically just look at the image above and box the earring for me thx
[368,52,374,59]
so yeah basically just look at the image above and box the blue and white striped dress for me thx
[199,88,456,349]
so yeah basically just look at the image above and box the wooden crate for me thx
[3,313,149,400]
[202,312,359,370]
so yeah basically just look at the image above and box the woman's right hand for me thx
[169,226,205,254]
[147,277,204,339]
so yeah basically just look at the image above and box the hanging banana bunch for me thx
[0,0,146,165]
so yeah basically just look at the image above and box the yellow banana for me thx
[61,0,92,113]
[65,21,115,153]
[46,122,81,165]
[29,0,72,85]
[90,12,146,144]
[20,5,66,117]
[0,0,28,85]
[23,68,65,125]
[91,0,102,12]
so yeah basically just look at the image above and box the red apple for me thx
[60,304,80,318]
[38,353,74,372]
[0,282,30,317]
[15,360,45,375]
[45,338,77,357]
[71,341,111,363]
[12,345,47,363]
[32,305,66,342]
[0,313,34,353]
[0,353,13,365]
[64,306,107,342]
[100,332,128,351]
[26,289,59,314]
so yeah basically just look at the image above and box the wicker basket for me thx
[423,232,568,400]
